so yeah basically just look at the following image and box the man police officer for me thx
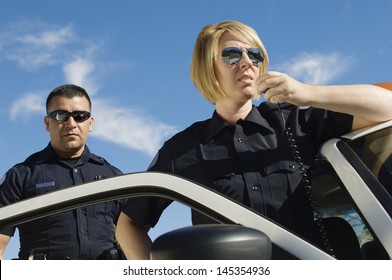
[0,84,123,260]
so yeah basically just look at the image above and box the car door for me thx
[314,122,392,259]
[0,172,334,260]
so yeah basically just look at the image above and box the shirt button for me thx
[74,168,78,173]
[252,186,259,191]
[238,138,243,143]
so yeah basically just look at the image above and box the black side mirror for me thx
[151,224,271,260]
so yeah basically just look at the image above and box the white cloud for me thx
[10,92,45,122]
[0,19,75,70]
[92,99,177,156]
[63,58,99,96]
[17,25,74,50]
[276,52,355,85]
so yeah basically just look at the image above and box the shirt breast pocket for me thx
[263,160,304,209]
[211,172,242,200]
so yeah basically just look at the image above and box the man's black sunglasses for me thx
[47,110,91,123]
[221,47,264,67]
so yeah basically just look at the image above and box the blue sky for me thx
[1,0,391,259]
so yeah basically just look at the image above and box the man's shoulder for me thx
[2,149,46,178]
[20,149,48,166]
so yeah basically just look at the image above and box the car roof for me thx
[340,120,392,141]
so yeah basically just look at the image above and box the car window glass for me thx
[2,201,191,260]
[348,127,392,196]
[311,160,388,259]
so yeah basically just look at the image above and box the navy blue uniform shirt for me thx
[0,144,123,259]
[122,102,353,243]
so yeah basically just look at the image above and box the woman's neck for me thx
[215,99,253,125]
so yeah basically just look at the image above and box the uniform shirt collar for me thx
[38,143,103,165]
[203,105,275,143]
[202,111,229,143]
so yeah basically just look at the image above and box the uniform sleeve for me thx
[302,107,353,149]
[0,167,25,236]
[0,167,24,207]
[0,227,15,237]
[121,147,174,227]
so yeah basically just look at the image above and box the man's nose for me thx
[64,116,77,127]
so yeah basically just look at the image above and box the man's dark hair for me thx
[46,84,92,113]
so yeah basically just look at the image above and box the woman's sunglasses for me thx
[47,110,91,123]
[221,47,264,67]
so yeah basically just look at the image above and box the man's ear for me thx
[44,116,50,132]
[89,116,94,132]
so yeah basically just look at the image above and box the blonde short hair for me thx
[190,20,269,104]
